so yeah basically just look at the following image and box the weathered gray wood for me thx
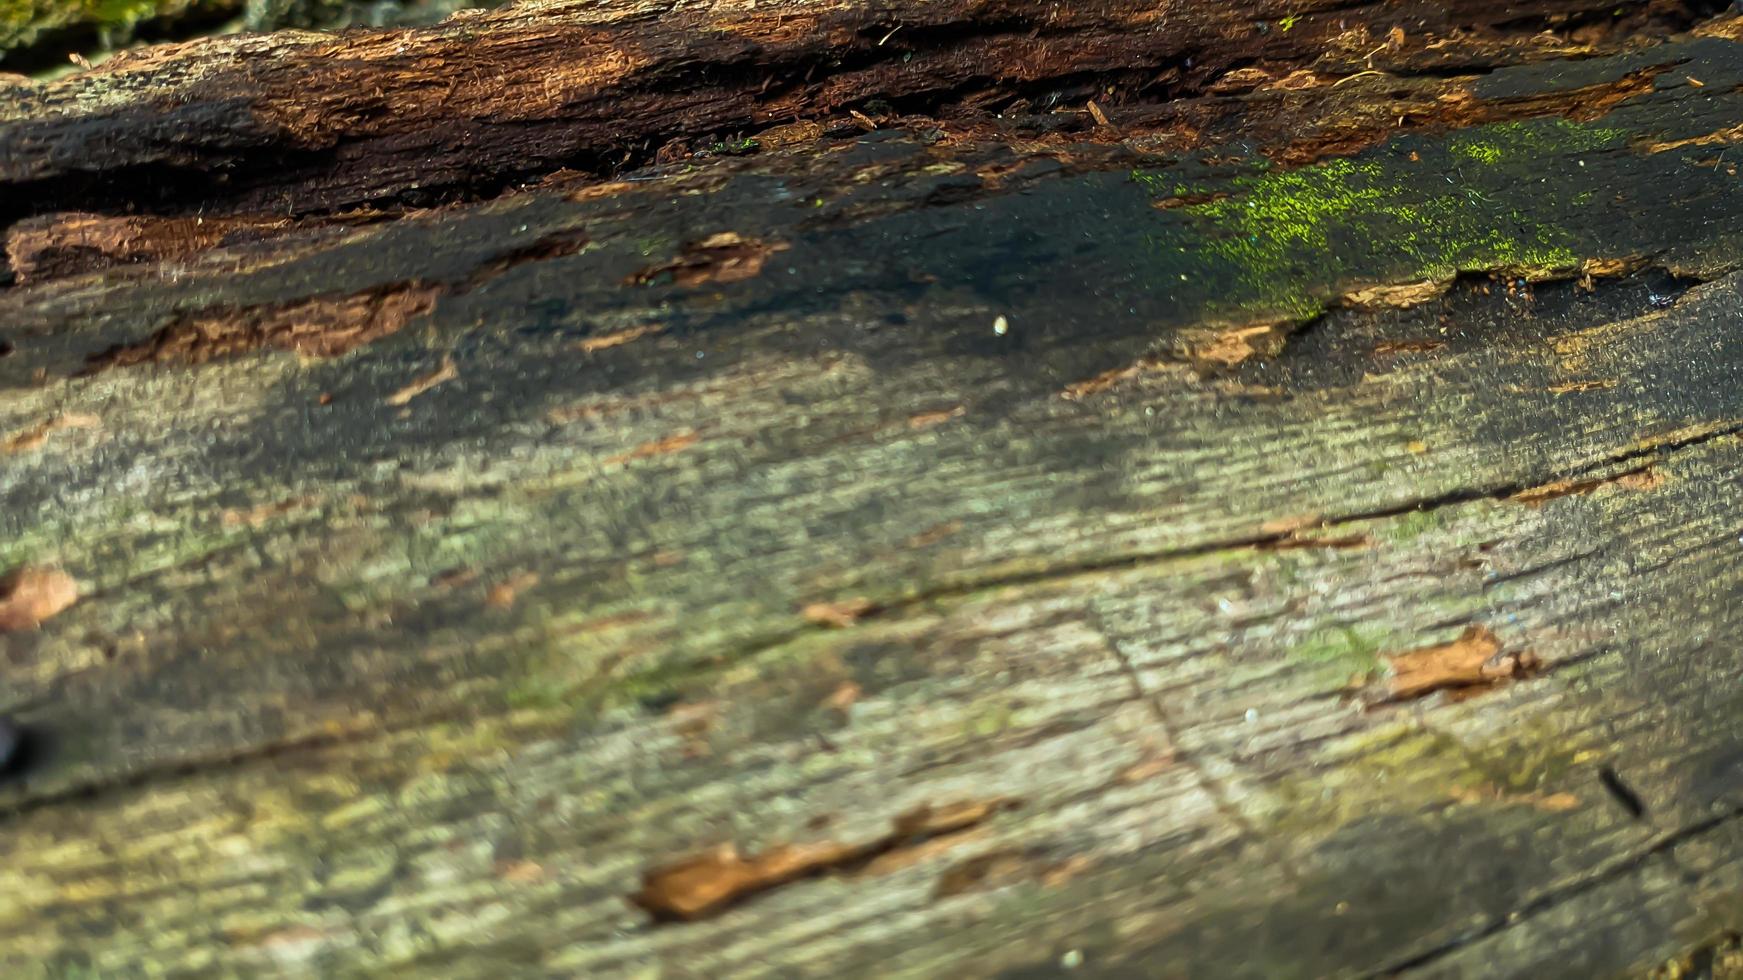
[4,2,1743,977]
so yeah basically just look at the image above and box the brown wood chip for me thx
[631,797,1019,921]
[0,567,80,631]
[1384,625,1536,700]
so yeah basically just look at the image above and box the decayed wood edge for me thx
[0,7,1736,976]
[0,0,1734,226]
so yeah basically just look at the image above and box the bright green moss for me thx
[1128,170,1177,197]
[1453,140,1505,166]
[1183,157,1392,319]
[1132,119,1630,323]
[1449,119,1625,167]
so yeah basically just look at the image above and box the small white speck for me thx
[1245,708,1259,724]
[1061,950,1084,969]
[993,315,1009,336]
[696,351,705,359]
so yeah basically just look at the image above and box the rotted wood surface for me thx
[5,1,1743,976]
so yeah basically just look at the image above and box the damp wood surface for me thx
[5,1,1743,977]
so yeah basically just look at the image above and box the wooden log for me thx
[3,1,1743,975]
[1,0,1731,220]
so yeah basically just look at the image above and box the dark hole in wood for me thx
[1598,764,1647,819]
[0,718,34,782]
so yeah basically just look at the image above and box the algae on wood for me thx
[3,1,1743,976]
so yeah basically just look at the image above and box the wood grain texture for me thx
[3,2,1743,976]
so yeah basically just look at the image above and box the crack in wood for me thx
[1599,763,1650,820]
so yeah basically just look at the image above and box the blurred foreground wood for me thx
[5,1,1743,975]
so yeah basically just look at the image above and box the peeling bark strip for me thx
[626,233,787,287]
[631,798,1019,921]
[1,412,98,453]
[0,0,1726,220]
[4,212,297,284]
[81,283,440,372]
[59,222,591,370]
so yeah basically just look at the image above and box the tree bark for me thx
[3,1,1743,976]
